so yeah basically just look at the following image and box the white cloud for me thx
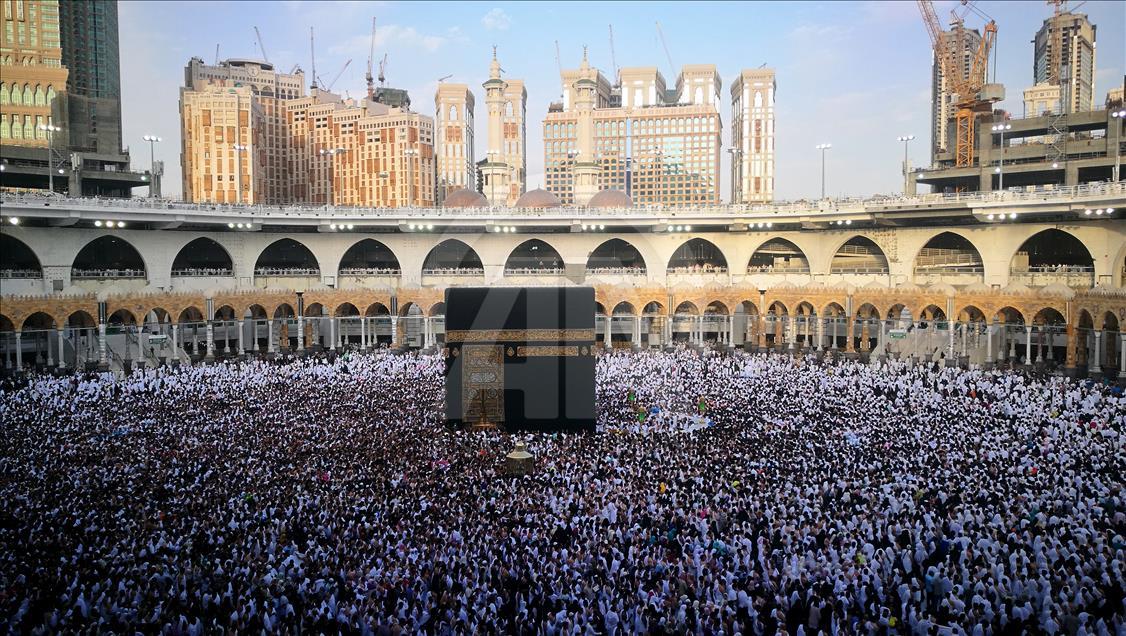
[481,8,512,31]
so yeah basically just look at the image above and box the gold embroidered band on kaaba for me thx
[445,329,596,343]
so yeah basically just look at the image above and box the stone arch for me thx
[994,306,1025,324]
[246,304,268,320]
[766,300,789,315]
[254,238,321,275]
[587,238,648,274]
[855,302,880,318]
[422,239,483,271]
[918,304,946,321]
[667,238,729,272]
[1008,229,1094,278]
[505,238,564,271]
[66,310,97,328]
[338,238,402,274]
[365,302,390,316]
[830,236,889,274]
[178,306,204,323]
[1,234,42,274]
[705,300,730,315]
[303,302,326,318]
[107,308,137,326]
[642,301,665,315]
[821,301,846,317]
[171,238,234,276]
[213,304,238,320]
[674,301,699,314]
[398,301,419,317]
[429,302,446,316]
[72,235,148,278]
[912,231,984,277]
[1099,310,1119,332]
[1032,307,1066,325]
[612,301,637,315]
[273,303,296,319]
[19,311,56,331]
[748,238,810,273]
[955,304,987,322]
[334,302,360,317]
[0,314,14,332]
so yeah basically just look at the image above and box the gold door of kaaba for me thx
[461,344,504,424]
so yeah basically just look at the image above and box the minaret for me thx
[481,47,510,206]
[572,47,600,206]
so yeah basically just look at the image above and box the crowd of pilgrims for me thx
[1,347,1123,635]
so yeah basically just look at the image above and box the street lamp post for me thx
[233,143,248,204]
[142,135,161,198]
[1111,109,1125,182]
[38,124,62,195]
[991,123,1012,192]
[897,135,915,195]
[319,147,345,206]
[404,146,420,207]
[727,147,744,203]
[815,144,831,199]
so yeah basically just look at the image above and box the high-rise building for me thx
[480,50,527,205]
[180,56,434,207]
[286,91,434,207]
[58,0,122,156]
[434,82,474,204]
[1023,82,1061,117]
[543,60,722,206]
[0,0,68,152]
[730,68,776,204]
[1033,10,1096,114]
[929,25,983,166]
[180,57,306,204]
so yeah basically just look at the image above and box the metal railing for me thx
[587,267,646,275]
[421,268,484,276]
[667,266,728,274]
[171,268,234,277]
[253,267,320,277]
[0,269,42,279]
[503,267,566,275]
[70,268,146,279]
[338,267,401,276]
[3,181,1121,220]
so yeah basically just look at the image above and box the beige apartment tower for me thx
[544,60,721,206]
[1033,9,1097,114]
[181,56,434,207]
[731,69,776,204]
[434,82,474,204]
[0,0,68,149]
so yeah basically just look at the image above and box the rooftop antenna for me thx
[608,25,620,88]
[310,27,318,90]
[365,17,377,100]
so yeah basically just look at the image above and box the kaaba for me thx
[444,287,596,433]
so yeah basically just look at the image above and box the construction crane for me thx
[322,59,351,91]
[365,17,377,100]
[917,0,998,169]
[655,21,675,79]
[554,40,564,100]
[310,27,318,89]
[608,25,620,88]
[254,26,269,63]
[377,53,388,86]
[437,74,453,83]
[214,44,220,65]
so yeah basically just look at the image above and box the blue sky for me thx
[119,0,1124,201]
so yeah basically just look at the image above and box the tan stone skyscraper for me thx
[499,77,527,204]
[1033,9,1097,114]
[434,82,474,204]
[731,69,776,203]
[0,0,68,151]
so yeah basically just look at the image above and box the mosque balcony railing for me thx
[828,267,892,275]
[253,267,320,277]
[1,268,43,279]
[70,268,146,279]
[1008,267,1095,288]
[171,268,234,277]
[747,265,811,274]
[503,267,567,275]
[666,266,728,274]
[338,267,402,276]
[3,181,1122,221]
[421,268,485,276]
[586,267,647,275]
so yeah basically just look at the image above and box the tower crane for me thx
[323,59,351,92]
[365,17,377,100]
[917,0,998,169]
[554,40,564,100]
[655,21,675,79]
[310,27,318,89]
[378,53,388,86]
[254,26,269,63]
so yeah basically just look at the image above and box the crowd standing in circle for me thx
[1,347,1124,634]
